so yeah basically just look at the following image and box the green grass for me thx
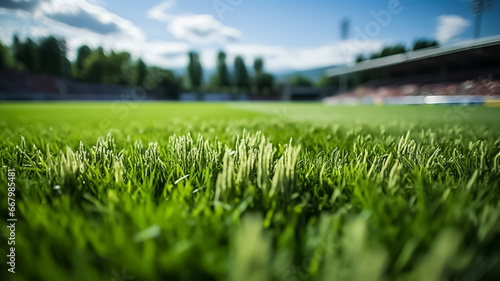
[1,102,500,281]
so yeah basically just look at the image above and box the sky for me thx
[0,0,499,72]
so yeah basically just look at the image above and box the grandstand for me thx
[325,35,500,105]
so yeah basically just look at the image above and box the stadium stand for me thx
[325,35,500,105]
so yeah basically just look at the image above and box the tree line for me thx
[0,34,277,97]
[355,38,439,63]
[184,51,275,95]
[0,35,71,77]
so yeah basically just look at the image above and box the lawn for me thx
[1,102,500,281]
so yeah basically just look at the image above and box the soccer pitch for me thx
[1,103,500,281]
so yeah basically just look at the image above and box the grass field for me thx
[1,103,500,281]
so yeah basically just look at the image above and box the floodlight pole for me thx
[474,13,482,39]
[471,0,494,39]
[339,18,350,94]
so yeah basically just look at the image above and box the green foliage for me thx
[380,44,406,57]
[355,54,366,63]
[255,73,274,95]
[254,57,264,74]
[148,67,181,99]
[208,72,221,92]
[251,57,274,95]
[12,34,23,69]
[9,35,68,75]
[413,38,439,51]
[76,45,91,76]
[104,51,131,85]
[82,48,131,85]
[364,44,407,61]
[135,58,147,87]
[62,57,72,78]
[0,40,5,68]
[289,75,313,87]
[13,36,39,72]
[83,51,105,83]
[216,51,230,89]
[0,39,13,68]
[234,56,250,91]
[1,103,500,281]
[319,75,338,88]
[187,51,203,90]
[38,36,67,76]
[319,74,361,90]
[369,52,381,60]
[5,34,283,94]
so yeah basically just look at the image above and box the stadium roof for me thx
[327,35,500,77]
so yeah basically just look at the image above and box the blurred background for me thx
[0,0,499,104]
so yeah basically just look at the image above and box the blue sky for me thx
[0,0,499,71]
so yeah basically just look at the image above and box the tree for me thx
[83,49,105,83]
[412,39,439,51]
[216,51,230,89]
[252,57,273,95]
[355,54,366,63]
[135,58,147,87]
[38,36,66,76]
[12,35,21,68]
[102,51,130,85]
[380,44,406,58]
[162,70,180,100]
[82,48,131,85]
[319,74,360,89]
[290,75,313,87]
[364,44,408,60]
[391,44,406,55]
[76,45,91,76]
[255,73,274,95]
[254,57,263,74]
[96,47,104,56]
[84,57,104,83]
[208,73,220,92]
[187,51,203,98]
[13,37,39,72]
[152,67,180,100]
[319,75,339,88]
[234,56,249,91]
[0,39,11,68]
[380,47,392,57]
[62,57,72,78]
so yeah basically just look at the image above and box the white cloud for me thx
[147,0,175,22]
[138,40,190,69]
[0,0,388,72]
[147,0,242,45]
[16,22,189,68]
[0,0,43,12]
[0,0,189,68]
[0,0,145,42]
[36,0,144,41]
[436,15,470,44]
[168,14,242,44]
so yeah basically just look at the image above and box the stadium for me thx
[324,34,500,105]
[1,1,500,281]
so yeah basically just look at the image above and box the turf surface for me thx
[1,103,500,281]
